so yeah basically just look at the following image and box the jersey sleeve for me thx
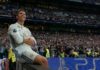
[8,25,23,44]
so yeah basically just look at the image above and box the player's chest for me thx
[18,27,30,36]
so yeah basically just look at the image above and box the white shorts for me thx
[15,44,39,61]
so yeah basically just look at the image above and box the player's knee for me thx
[41,56,48,65]
[34,55,48,65]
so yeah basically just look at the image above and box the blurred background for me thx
[0,0,100,70]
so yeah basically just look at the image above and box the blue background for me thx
[48,58,100,70]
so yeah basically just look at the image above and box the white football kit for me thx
[8,22,39,61]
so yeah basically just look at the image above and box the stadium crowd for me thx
[0,4,100,25]
[0,4,100,70]
[0,3,100,70]
[32,31,100,58]
[0,24,100,70]
[0,26,100,59]
[0,25,8,59]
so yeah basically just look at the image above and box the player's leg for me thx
[33,55,48,67]
[22,49,49,69]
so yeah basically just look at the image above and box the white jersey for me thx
[8,22,38,61]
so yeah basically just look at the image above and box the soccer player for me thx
[8,8,48,69]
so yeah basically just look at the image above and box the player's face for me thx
[17,11,26,22]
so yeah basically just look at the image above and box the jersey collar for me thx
[16,22,24,28]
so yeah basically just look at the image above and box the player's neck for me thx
[17,20,24,26]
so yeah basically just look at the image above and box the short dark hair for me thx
[16,8,26,16]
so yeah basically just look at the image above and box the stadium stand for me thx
[0,0,100,70]
[0,4,100,25]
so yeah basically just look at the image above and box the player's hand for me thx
[24,38,34,46]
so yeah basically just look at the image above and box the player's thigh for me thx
[22,50,39,61]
